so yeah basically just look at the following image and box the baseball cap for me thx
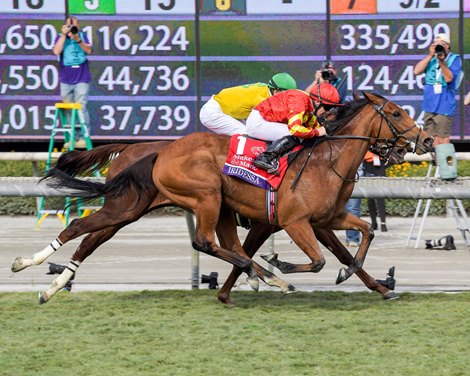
[322,60,335,69]
[435,33,450,44]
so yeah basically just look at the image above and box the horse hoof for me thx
[217,294,234,306]
[260,252,277,264]
[11,257,26,273]
[383,291,400,300]
[335,268,348,285]
[38,291,49,305]
[246,276,259,291]
[282,283,298,294]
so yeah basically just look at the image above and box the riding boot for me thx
[253,136,300,174]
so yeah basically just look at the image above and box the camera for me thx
[201,272,219,289]
[321,69,333,81]
[46,262,74,291]
[435,44,445,54]
[68,25,78,34]
[46,262,75,280]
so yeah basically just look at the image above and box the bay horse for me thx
[12,93,433,303]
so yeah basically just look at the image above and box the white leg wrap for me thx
[32,238,63,265]
[11,238,63,273]
[39,260,80,304]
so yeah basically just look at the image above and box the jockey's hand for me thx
[316,126,327,137]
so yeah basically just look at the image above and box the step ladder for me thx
[406,164,470,249]
[36,102,97,228]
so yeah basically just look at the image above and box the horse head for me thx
[362,92,434,156]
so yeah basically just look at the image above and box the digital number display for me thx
[0,0,469,143]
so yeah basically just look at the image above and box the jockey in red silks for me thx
[246,82,343,174]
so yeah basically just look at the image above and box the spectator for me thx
[306,60,347,104]
[52,16,92,149]
[307,61,362,245]
[413,33,463,147]
[364,151,388,232]
[345,162,364,247]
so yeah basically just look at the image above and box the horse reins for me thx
[324,98,421,182]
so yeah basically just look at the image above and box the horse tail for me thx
[42,153,158,203]
[99,153,158,201]
[53,144,130,177]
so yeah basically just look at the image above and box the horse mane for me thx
[324,97,368,135]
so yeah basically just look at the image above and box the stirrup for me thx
[253,159,279,175]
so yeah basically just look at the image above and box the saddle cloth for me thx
[222,134,302,190]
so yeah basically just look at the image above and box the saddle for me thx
[222,134,303,190]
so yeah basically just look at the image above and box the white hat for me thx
[435,33,450,44]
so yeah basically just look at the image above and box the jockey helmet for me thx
[268,73,297,91]
[309,82,344,106]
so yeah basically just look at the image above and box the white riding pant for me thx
[199,96,246,135]
[246,110,291,141]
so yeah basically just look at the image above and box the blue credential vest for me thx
[422,53,463,116]
[62,32,87,67]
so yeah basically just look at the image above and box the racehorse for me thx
[12,93,433,303]
[13,140,402,304]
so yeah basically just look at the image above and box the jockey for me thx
[199,72,297,135]
[247,82,343,174]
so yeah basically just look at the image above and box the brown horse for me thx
[12,93,433,303]
[12,140,401,304]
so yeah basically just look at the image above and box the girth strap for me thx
[266,187,277,225]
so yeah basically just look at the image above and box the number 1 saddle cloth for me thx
[222,134,303,190]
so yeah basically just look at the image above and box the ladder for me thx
[36,102,95,228]
[406,163,470,249]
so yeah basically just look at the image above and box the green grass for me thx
[1,290,469,376]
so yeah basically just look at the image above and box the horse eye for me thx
[392,111,400,117]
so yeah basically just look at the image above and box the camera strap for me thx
[432,53,458,87]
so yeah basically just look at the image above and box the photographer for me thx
[306,61,347,104]
[52,16,92,149]
[306,62,357,245]
[413,33,462,147]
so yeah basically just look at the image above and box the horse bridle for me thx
[370,100,423,155]
[324,97,423,182]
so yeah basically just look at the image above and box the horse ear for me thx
[352,91,361,100]
[362,91,379,104]
[362,91,371,101]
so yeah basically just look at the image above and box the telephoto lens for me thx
[321,69,332,81]
[69,25,78,34]
[435,44,445,54]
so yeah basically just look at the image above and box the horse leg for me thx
[11,237,64,272]
[262,220,326,274]
[191,203,260,290]
[218,222,280,305]
[192,202,293,291]
[216,216,294,299]
[328,213,374,284]
[38,225,124,304]
[315,228,399,300]
[11,196,146,273]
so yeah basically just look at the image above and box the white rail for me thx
[1,151,470,162]
[1,177,470,199]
